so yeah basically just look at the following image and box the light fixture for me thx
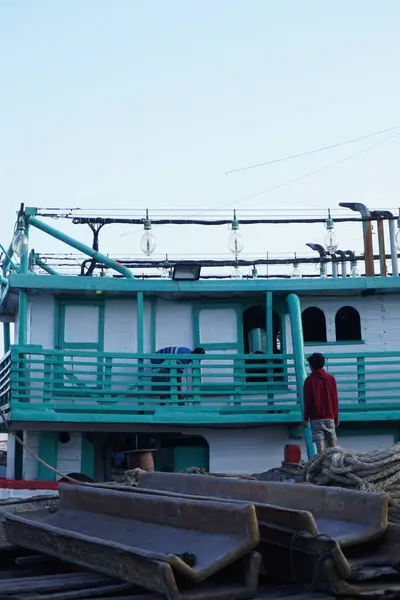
[161,256,172,279]
[140,210,156,256]
[351,264,361,277]
[229,210,244,255]
[290,255,302,279]
[172,261,201,281]
[251,265,258,279]
[12,216,29,258]
[231,265,243,279]
[324,212,338,254]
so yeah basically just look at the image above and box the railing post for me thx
[286,293,316,459]
[357,356,366,403]
[43,353,52,402]
[265,291,274,403]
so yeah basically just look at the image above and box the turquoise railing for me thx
[2,346,400,423]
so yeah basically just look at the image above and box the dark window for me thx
[302,307,327,343]
[335,306,362,342]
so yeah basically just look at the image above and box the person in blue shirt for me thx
[151,346,205,403]
[152,346,205,366]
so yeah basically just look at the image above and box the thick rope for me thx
[303,444,400,523]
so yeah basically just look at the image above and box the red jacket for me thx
[303,368,339,422]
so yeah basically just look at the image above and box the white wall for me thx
[155,299,193,350]
[192,426,397,474]
[286,294,398,353]
[29,295,55,348]
[22,431,82,480]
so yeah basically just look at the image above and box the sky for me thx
[0,0,400,276]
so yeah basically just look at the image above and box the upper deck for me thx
[1,205,400,429]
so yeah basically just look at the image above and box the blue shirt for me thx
[152,346,193,365]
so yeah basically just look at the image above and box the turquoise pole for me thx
[1,243,16,274]
[18,224,29,345]
[137,291,144,352]
[287,292,316,459]
[3,323,10,353]
[34,255,60,276]
[28,216,134,279]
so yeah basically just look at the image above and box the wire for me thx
[216,132,400,210]
[225,124,400,174]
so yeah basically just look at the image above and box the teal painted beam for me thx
[287,292,316,459]
[35,255,60,276]
[1,242,16,275]
[9,405,400,425]
[3,323,10,353]
[81,434,94,479]
[265,291,273,353]
[8,272,400,295]
[38,432,58,481]
[27,216,134,279]
[18,224,29,346]
[137,291,144,352]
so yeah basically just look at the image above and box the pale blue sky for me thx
[0,0,399,267]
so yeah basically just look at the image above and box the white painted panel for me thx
[104,300,137,353]
[29,296,55,349]
[193,426,396,475]
[64,305,99,344]
[336,434,395,453]
[22,432,83,480]
[57,433,82,477]
[22,432,40,480]
[155,300,193,350]
[199,427,290,474]
[199,308,237,344]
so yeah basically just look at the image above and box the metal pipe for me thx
[335,250,347,277]
[374,210,398,276]
[286,293,316,459]
[339,202,374,277]
[370,212,387,276]
[34,254,61,276]
[18,224,29,345]
[306,243,327,278]
[27,216,134,279]
[331,256,338,278]
[345,250,357,276]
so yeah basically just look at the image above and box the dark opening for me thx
[335,306,362,342]
[242,305,283,383]
[242,305,281,353]
[302,307,327,343]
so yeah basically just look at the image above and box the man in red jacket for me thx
[301,353,339,453]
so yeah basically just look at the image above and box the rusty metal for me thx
[371,211,388,276]
[138,472,388,546]
[339,202,375,277]
[4,484,261,600]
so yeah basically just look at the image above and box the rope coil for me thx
[303,445,400,522]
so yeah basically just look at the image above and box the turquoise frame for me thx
[193,303,244,351]
[55,299,105,350]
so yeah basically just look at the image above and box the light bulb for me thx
[12,230,29,257]
[229,231,244,255]
[324,230,338,254]
[291,264,302,279]
[140,231,156,256]
[231,266,243,279]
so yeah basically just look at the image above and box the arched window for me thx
[302,307,327,343]
[335,306,362,342]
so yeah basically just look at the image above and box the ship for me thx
[0,202,399,485]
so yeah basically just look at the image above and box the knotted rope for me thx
[303,444,400,522]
